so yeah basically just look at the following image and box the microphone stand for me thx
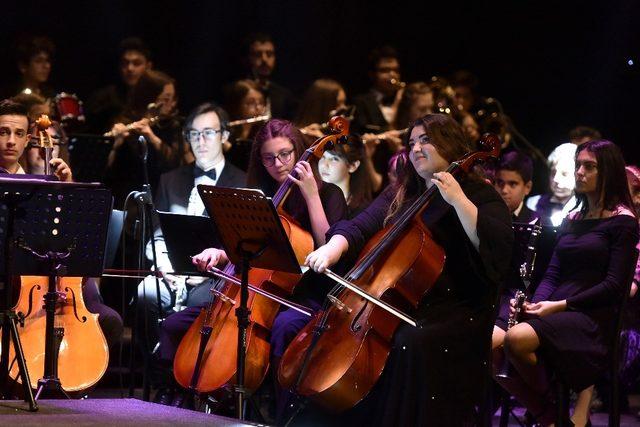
[134,135,163,401]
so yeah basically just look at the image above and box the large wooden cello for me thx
[278,133,500,412]
[173,116,350,396]
[4,116,109,397]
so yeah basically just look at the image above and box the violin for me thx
[172,116,350,396]
[6,277,109,396]
[278,133,500,412]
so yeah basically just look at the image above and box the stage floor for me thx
[2,396,640,426]
[0,398,260,426]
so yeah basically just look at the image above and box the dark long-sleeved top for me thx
[327,178,513,426]
[532,215,639,311]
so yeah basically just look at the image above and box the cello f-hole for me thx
[21,284,42,320]
[64,287,87,323]
[350,301,368,332]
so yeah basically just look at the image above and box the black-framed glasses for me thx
[184,128,223,143]
[261,149,294,167]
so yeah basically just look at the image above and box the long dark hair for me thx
[575,139,635,217]
[295,79,344,128]
[386,113,473,223]
[393,81,432,130]
[246,118,308,195]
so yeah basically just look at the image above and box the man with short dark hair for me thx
[86,37,154,133]
[0,98,124,349]
[135,103,245,405]
[0,99,71,180]
[243,33,297,120]
[352,45,404,134]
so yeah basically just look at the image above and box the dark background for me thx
[1,0,638,162]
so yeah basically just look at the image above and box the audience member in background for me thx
[526,142,578,226]
[86,37,153,133]
[569,125,602,146]
[223,79,267,170]
[242,33,297,120]
[295,78,348,141]
[105,69,183,208]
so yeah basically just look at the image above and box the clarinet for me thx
[496,218,543,379]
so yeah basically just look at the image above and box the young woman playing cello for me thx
[303,113,513,426]
[162,119,347,407]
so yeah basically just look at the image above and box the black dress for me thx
[329,179,513,426]
[526,214,639,392]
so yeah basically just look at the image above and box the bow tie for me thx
[194,166,217,180]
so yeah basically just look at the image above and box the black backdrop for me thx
[1,0,639,162]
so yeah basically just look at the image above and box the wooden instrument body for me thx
[278,218,445,412]
[173,116,349,395]
[3,276,108,396]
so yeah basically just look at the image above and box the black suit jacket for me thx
[352,91,389,134]
[154,161,247,215]
[514,204,538,224]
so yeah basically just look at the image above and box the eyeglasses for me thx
[261,149,294,167]
[184,128,224,143]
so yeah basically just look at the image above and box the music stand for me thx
[0,177,111,402]
[157,211,220,275]
[197,185,300,420]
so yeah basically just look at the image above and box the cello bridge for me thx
[212,290,236,305]
[327,295,352,313]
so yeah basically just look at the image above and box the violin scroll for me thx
[309,116,351,159]
[35,114,53,131]
[477,132,501,157]
[454,132,501,173]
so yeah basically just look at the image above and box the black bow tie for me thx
[194,166,217,180]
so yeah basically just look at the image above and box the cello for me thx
[172,117,350,396]
[3,115,109,397]
[278,133,500,412]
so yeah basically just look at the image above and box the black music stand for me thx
[0,177,111,402]
[197,185,301,421]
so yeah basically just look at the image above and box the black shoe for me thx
[171,391,195,409]
[153,388,175,406]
